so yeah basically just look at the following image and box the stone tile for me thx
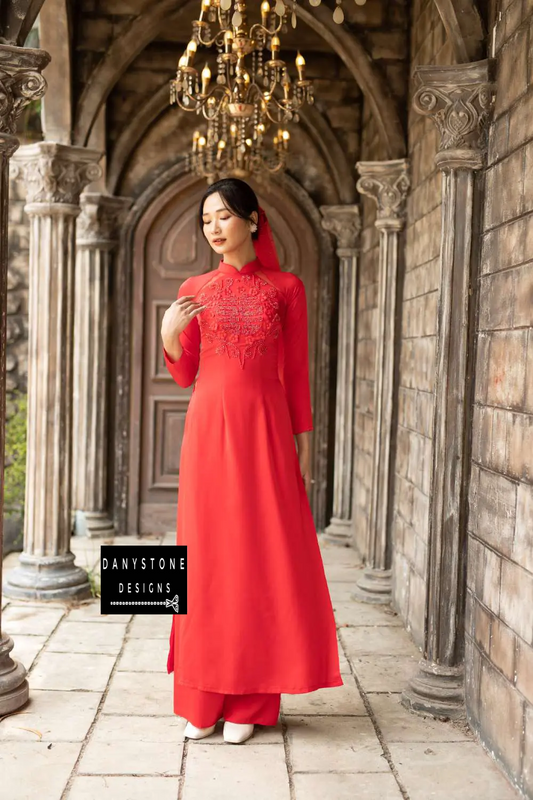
[1,604,66,636]
[79,715,184,775]
[102,671,174,716]
[282,683,365,716]
[339,652,351,674]
[66,776,179,800]
[323,563,364,583]
[367,693,472,742]
[30,652,116,692]
[116,636,169,671]
[328,583,360,602]
[288,715,388,773]
[332,600,403,627]
[0,689,101,742]
[66,601,132,624]
[10,634,47,669]
[47,621,127,656]
[183,743,290,800]
[317,541,361,566]
[349,655,420,692]
[388,742,521,799]
[128,613,173,639]
[0,741,81,800]
[293,772,403,799]
[340,625,420,658]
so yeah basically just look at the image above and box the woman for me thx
[161,178,343,745]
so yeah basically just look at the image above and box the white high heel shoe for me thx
[223,721,255,744]
[184,720,217,740]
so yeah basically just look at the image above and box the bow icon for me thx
[165,594,180,612]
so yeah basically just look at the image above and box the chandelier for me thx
[189,115,291,180]
[169,1,314,126]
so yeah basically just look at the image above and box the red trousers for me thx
[175,682,281,728]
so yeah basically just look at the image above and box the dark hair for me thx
[198,178,259,240]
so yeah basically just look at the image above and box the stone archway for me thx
[106,86,355,205]
[432,0,485,62]
[73,0,405,159]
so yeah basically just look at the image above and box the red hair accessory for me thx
[253,206,281,271]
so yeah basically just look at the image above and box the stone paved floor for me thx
[0,534,521,800]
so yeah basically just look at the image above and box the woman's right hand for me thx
[161,294,207,360]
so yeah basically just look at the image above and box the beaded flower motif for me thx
[196,273,282,368]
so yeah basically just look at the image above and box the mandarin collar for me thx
[218,256,262,276]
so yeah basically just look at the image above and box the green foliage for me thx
[4,390,27,518]
[86,565,101,599]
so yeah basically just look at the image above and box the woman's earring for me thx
[250,223,258,233]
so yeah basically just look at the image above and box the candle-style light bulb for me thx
[282,129,290,148]
[201,63,211,94]
[192,130,201,152]
[186,39,197,65]
[261,1,270,25]
[178,53,188,69]
[224,30,233,54]
[199,0,211,22]
[295,51,306,81]
[198,135,206,149]
[270,35,280,56]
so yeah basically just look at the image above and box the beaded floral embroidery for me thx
[196,273,282,368]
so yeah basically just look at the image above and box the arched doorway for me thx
[127,173,322,534]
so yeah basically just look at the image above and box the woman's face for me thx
[201,192,256,254]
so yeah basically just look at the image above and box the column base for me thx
[74,510,115,539]
[0,634,29,715]
[323,517,353,547]
[3,552,92,601]
[401,658,465,720]
[352,567,392,603]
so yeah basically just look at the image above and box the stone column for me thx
[72,193,131,538]
[4,142,102,601]
[319,206,361,545]
[0,44,49,713]
[402,60,494,717]
[353,160,410,603]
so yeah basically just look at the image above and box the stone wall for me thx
[465,0,533,794]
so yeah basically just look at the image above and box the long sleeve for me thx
[163,281,200,388]
[282,277,313,435]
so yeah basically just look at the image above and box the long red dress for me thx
[164,255,343,695]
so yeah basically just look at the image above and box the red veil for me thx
[253,206,281,271]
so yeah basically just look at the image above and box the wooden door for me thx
[132,178,319,534]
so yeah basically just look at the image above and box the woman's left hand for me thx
[300,459,312,495]
[295,431,312,495]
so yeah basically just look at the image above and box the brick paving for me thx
[0,534,520,800]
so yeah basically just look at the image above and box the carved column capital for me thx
[319,205,361,252]
[356,159,410,229]
[77,193,132,248]
[11,142,102,207]
[0,44,49,136]
[412,59,495,171]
